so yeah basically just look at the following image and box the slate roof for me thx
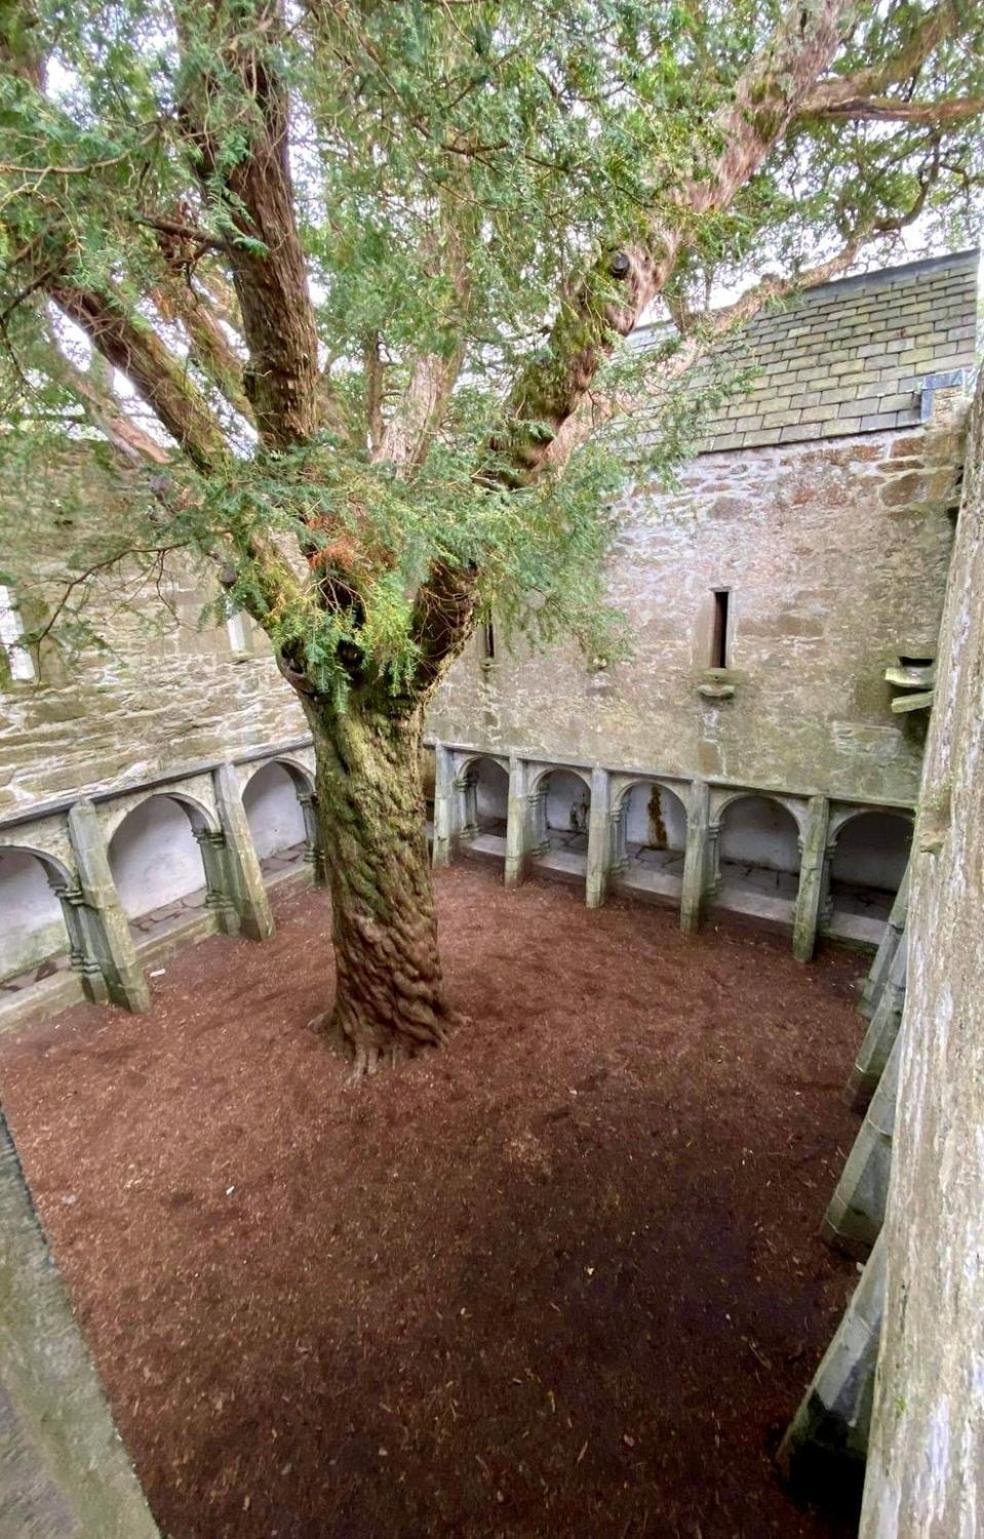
[633,248,979,454]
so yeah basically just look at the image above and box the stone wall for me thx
[0,402,968,863]
[0,557,306,818]
[430,420,965,805]
[0,402,966,826]
[859,376,984,1533]
[0,1109,160,1536]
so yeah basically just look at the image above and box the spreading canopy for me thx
[0,0,981,704]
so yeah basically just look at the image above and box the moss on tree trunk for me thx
[305,699,451,1075]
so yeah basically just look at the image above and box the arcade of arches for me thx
[0,258,980,1539]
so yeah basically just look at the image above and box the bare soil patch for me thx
[0,866,865,1539]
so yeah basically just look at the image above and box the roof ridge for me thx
[625,247,979,456]
[633,247,980,344]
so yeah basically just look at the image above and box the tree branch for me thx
[43,329,171,468]
[544,164,944,478]
[50,281,230,473]
[178,2,322,449]
[364,332,384,452]
[798,0,963,118]
[543,237,873,474]
[496,0,856,488]
[151,275,254,426]
[406,0,858,677]
[371,193,471,470]
[26,544,190,654]
[372,348,463,469]
[802,92,984,124]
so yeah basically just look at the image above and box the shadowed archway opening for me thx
[109,795,213,939]
[0,846,72,995]
[461,757,509,864]
[613,782,687,905]
[532,768,591,885]
[243,761,311,881]
[827,811,912,945]
[713,795,800,927]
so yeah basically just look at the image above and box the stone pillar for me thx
[680,778,711,933]
[504,756,530,889]
[212,762,275,942]
[67,800,150,1013]
[610,796,628,881]
[456,766,478,844]
[792,795,830,962]
[296,789,326,884]
[49,874,109,1005]
[585,766,612,909]
[859,863,909,1019]
[431,743,455,868]
[847,931,907,1112]
[529,783,549,857]
[193,827,240,937]
[0,1109,160,1538]
[778,1230,885,1512]
[822,1030,901,1260]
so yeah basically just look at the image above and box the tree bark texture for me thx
[305,700,451,1074]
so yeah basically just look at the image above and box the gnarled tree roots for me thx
[308,1005,451,1080]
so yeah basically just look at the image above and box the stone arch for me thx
[108,793,215,923]
[0,844,75,987]
[456,750,508,778]
[528,762,591,798]
[269,755,316,796]
[712,793,802,927]
[101,787,218,845]
[0,816,77,877]
[826,808,913,941]
[469,756,510,833]
[242,759,311,872]
[712,787,807,841]
[455,754,510,865]
[612,779,688,903]
[615,778,688,845]
[531,766,592,884]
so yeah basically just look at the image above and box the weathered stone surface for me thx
[792,794,829,962]
[0,509,306,816]
[0,1110,160,1537]
[585,766,611,909]
[859,867,909,1018]
[431,419,964,807]
[823,1030,900,1260]
[847,933,907,1111]
[67,800,150,1013]
[212,762,275,942]
[860,367,984,1539]
[779,1233,886,1514]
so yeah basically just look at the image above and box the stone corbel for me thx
[697,667,736,701]
[886,653,935,717]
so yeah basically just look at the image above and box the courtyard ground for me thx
[0,865,866,1539]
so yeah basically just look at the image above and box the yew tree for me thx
[0,0,981,1070]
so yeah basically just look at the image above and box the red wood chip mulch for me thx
[0,864,866,1539]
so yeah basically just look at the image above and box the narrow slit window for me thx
[481,620,495,662]
[710,589,730,670]
[226,611,251,656]
[0,585,36,683]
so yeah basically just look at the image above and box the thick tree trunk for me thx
[305,700,451,1074]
